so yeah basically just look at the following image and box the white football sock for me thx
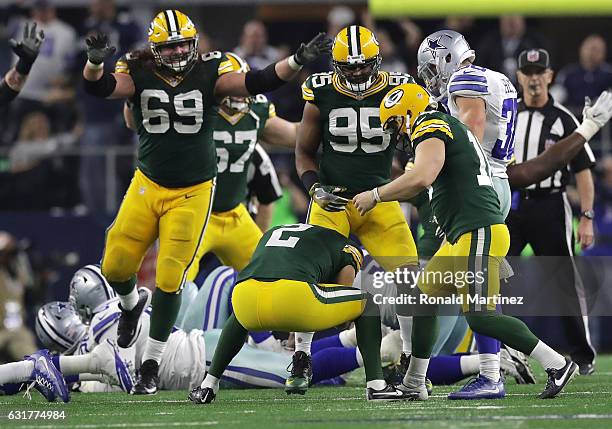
[459,354,480,376]
[143,338,166,364]
[0,361,34,384]
[294,332,314,355]
[530,341,566,370]
[479,353,501,382]
[339,327,357,347]
[396,315,413,354]
[201,373,220,393]
[58,355,94,375]
[79,373,106,382]
[402,356,429,388]
[119,287,139,311]
[366,379,386,390]
[355,348,364,367]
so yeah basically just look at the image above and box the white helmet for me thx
[68,265,115,324]
[35,302,87,354]
[417,30,475,98]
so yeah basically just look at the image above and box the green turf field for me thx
[1,356,611,429]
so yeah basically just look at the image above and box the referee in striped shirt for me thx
[508,48,597,375]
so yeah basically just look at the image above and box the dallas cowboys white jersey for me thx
[447,64,518,178]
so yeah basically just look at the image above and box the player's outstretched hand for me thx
[85,33,116,65]
[10,22,45,68]
[310,183,349,212]
[353,191,377,216]
[577,91,612,141]
[294,32,332,66]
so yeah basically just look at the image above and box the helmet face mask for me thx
[151,38,198,74]
[148,9,199,74]
[220,96,251,114]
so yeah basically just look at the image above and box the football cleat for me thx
[501,345,536,384]
[367,384,420,401]
[384,353,433,395]
[91,339,134,393]
[132,359,159,395]
[24,349,70,403]
[578,361,595,376]
[539,358,578,399]
[188,386,216,404]
[448,375,506,400]
[395,382,429,401]
[285,351,312,395]
[117,288,151,349]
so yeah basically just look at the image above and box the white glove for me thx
[575,90,612,141]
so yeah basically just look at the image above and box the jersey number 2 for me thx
[265,224,313,248]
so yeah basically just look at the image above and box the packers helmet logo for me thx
[383,88,404,109]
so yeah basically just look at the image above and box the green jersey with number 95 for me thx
[237,224,358,284]
[115,50,241,188]
[212,95,275,212]
[410,110,503,243]
[302,70,415,194]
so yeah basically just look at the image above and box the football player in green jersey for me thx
[354,83,578,400]
[82,9,331,394]
[294,24,419,393]
[189,223,417,403]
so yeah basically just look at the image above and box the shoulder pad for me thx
[448,66,489,97]
[388,72,415,86]
[115,55,130,74]
[252,93,269,104]
[411,111,453,141]
[302,72,333,101]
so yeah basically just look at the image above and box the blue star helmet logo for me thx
[427,37,445,52]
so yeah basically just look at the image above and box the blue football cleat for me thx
[448,375,506,400]
[24,349,70,403]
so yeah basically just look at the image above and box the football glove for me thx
[85,33,116,65]
[310,183,349,212]
[10,22,44,75]
[294,33,332,66]
[576,90,612,141]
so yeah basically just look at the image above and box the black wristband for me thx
[83,72,117,98]
[300,170,319,192]
[0,78,20,106]
[15,58,34,76]
[244,62,285,95]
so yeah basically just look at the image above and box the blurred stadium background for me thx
[1,0,612,364]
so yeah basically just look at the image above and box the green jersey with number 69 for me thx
[115,50,240,188]
[237,224,360,284]
[410,110,503,244]
[302,71,415,194]
[212,95,275,212]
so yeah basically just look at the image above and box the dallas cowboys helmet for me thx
[69,265,116,324]
[35,301,87,354]
[417,30,475,98]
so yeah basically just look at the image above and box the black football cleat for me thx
[392,353,433,395]
[132,359,159,395]
[578,361,595,376]
[285,351,312,395]
[539,358,578,399]
[188,386,216,404]
[117,288,151,348]
[367,384,420,401]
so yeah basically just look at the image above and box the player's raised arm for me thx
[82,33,135,99]
[261,116,298,148]
[214,32,332,98]
[507,91,612,188]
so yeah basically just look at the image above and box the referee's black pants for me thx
[507,190,596,364]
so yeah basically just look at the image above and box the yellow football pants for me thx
[186,203,262,282]
[307,200,418,270]
[101,169,215,293]
[232,279,367,332]
[417,224,510,312]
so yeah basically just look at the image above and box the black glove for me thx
[310,183,349,212]
[10,22,45,75]
[85,33,116,65]
[294,32,332,66]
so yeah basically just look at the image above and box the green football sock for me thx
[111,275,136,296]
[464,312,539,354]
[148,288,182,342]
[208,314,248,378]
[354,298,383,382]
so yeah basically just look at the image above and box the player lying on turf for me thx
[353,83,578,400]
[189,223,418,403]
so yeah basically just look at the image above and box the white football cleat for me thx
[91,339,134,392]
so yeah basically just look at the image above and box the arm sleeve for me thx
[247,144,283,204]
[0,78,19,106]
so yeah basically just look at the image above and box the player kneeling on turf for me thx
[189,223,417,403]
[353,83,578,400]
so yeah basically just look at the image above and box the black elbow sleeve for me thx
[244,62,285,95]
[0,78,19,106]
[83,72,117,98]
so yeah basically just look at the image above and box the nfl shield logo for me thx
[527,50,540,62]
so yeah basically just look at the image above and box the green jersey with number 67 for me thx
[302,70,415,194]
[237,224,361,284]
[212,95,275,212]
[115,50,240,188]
[411,111,503,244]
